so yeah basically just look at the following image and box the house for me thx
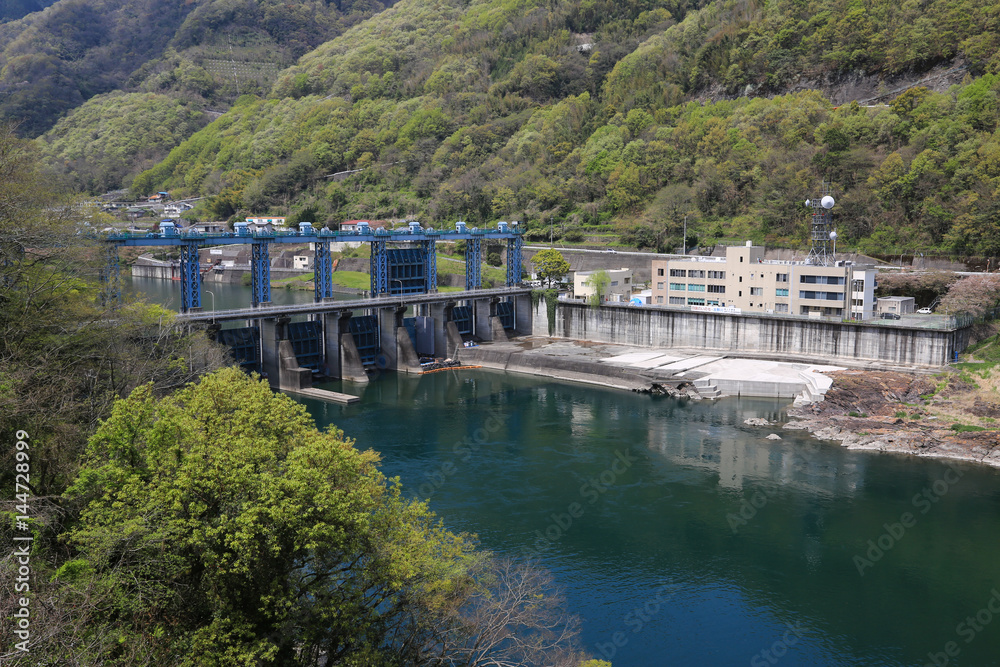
[189,222,227,234]
[337,219,392,233]
[293,250,315,270]
[246,216,287,227]
[272,249,315,270]
[650,243,879,320]
[573,268,634,303]
[246,221,278,234]
[339,220,368,233]
[147,192,170,202]
[164,202,194,218]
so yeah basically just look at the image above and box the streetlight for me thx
[204,288,216,321]
[392,279,403,296]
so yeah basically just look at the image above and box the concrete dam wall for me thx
[533,301,968,367]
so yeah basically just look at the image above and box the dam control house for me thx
[650,243,878,320]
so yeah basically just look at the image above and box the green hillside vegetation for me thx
[0,0,57,22]
[129,0,1000,256]
[13,0,1000,256]
[37,91,209,193]
[603,0,1000,107]
[0,0,396,137]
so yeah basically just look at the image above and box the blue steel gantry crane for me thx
[101,220,524,312]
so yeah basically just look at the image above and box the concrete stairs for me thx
[693,378,722,399]
[793,369,832,406]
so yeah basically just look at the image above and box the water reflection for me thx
[125,275,359,314]
[301,370,1000,667]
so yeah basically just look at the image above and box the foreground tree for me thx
[17,369,583,666]
[0,122,228,496]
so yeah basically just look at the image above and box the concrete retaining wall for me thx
[533,301,967,367]
[131,260,176,280]
[713,378,804,398]
[458,347,669,391]
[522,248,658,282]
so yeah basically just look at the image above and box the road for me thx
[523,244,674,259]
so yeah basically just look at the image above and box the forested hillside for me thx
[0,0,396,137]
[13,0,1000,254]
[0,0,57,22]
[40,92,209,194]
[118,0,1000,256]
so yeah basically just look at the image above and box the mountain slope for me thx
[38,0,1000,256]
[0,0,57,22]
[0,0,396,137]
[37,91,209,193]
[603,0,1000,108]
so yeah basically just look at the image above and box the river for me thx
[129,277,1000,666]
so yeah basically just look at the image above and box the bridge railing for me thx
[176,286,532,322]
[102,226,525,243]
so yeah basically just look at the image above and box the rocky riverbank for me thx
[782,370,1000,468]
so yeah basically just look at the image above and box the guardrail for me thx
[176,286,532,322]
[104,227,524,242]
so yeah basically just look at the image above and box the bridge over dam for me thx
[175,287,533,389]
[101,219,525,311]
[99,219,531,391]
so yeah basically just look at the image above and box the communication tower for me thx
[805,183,836,265]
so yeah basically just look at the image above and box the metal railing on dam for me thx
[176,286,534,323]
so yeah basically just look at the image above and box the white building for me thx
[293,251,314,270]
[573,268,634,303]
[164,202,194,218]
[246,216,287,227]
[651,244,879,320]
[877,296,915,315]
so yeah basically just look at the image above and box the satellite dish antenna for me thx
[805,199,811,206]
[821,195,835,209]
[829,231,838,240]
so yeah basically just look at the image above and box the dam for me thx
[531,299,968,368]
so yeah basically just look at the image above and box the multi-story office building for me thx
[650,243,877,320]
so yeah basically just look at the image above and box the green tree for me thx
[0,124,227,496]
[531,248,571,287]
[584,270,611,309]
[491,186,516,217]
[59,368,477,664]
[52,369,585,666]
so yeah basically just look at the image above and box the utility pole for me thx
[682,214,688,255]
